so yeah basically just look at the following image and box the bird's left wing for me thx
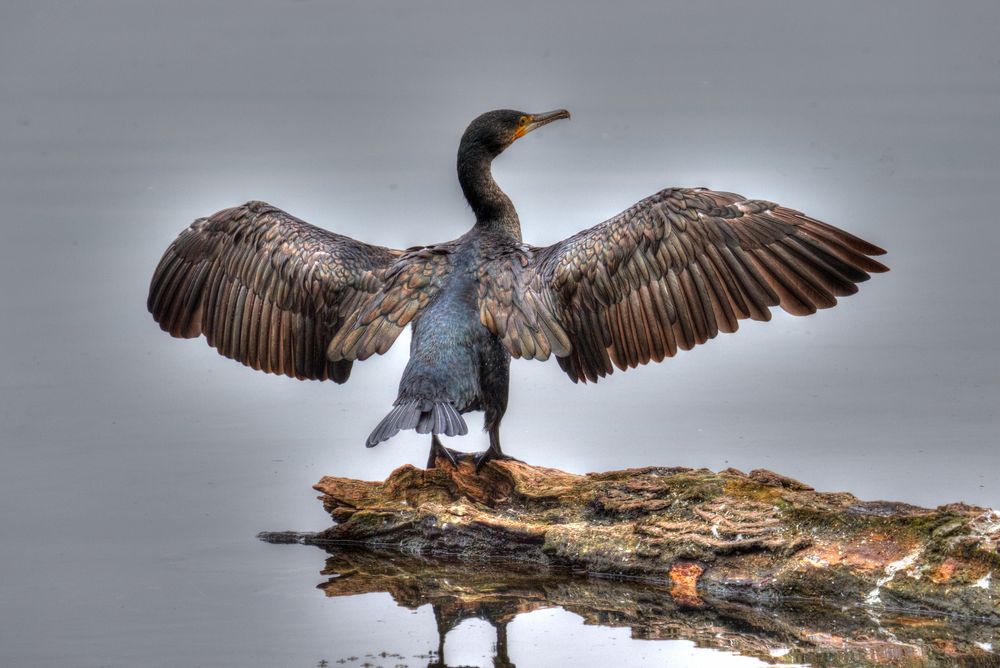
[478,187,888,383]
[148,201,402,382]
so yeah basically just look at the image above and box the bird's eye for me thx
[519,116,529,126]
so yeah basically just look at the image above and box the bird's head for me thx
[460,108,570,158]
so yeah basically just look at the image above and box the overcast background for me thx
[2,1,998,666]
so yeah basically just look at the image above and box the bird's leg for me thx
[426,434,460,469]
[494,620,513,668]
[473,424,522,472]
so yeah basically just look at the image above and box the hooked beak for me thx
[518,109,571,138]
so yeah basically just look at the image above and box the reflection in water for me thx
[311,546,998,668]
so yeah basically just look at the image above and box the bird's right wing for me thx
[148,201,402,382]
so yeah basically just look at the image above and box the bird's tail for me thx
[366,399,468,448]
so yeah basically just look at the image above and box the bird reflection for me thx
[426,608,514,668]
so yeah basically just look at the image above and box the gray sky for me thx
[1,2,999,664]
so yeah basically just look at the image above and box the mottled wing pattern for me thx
[147,201,400,382]
[477,246,572,362]
[327,244,456,362]
[480,187,888,382]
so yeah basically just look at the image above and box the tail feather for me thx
[397,401,422,431]
[416,410,434,434]
[438,402,467,437]
[366,403,406,446]
[366,399,468,447]
[433,405,446,434]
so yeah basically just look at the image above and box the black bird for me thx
[148,108,888,470]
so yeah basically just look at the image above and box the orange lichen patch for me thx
[839,533,921,572]
[669,561,704,606]
[928,556,994,586]
[797,535,921,575]
[799,543,849,569]
[930,558,959,584]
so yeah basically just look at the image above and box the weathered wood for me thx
[300,459,1000,621]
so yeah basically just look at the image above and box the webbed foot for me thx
[472,448,523,473]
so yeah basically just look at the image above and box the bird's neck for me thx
[457,145,521,240]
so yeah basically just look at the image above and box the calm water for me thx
[11,527,996,667]
[15,530,995,667]
[3,535,779,667]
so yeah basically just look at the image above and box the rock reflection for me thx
[314,547,998,667]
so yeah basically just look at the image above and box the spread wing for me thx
[147,201,402,382]
[478,187,888,383]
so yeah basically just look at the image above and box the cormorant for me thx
[148,108,888,470]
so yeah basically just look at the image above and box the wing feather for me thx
[479,187,888,382]
[326,244,456,362]
[147,201,401,382]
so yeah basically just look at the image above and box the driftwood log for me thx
[284,459,999,621]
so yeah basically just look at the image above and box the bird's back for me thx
[397,235,491,412]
